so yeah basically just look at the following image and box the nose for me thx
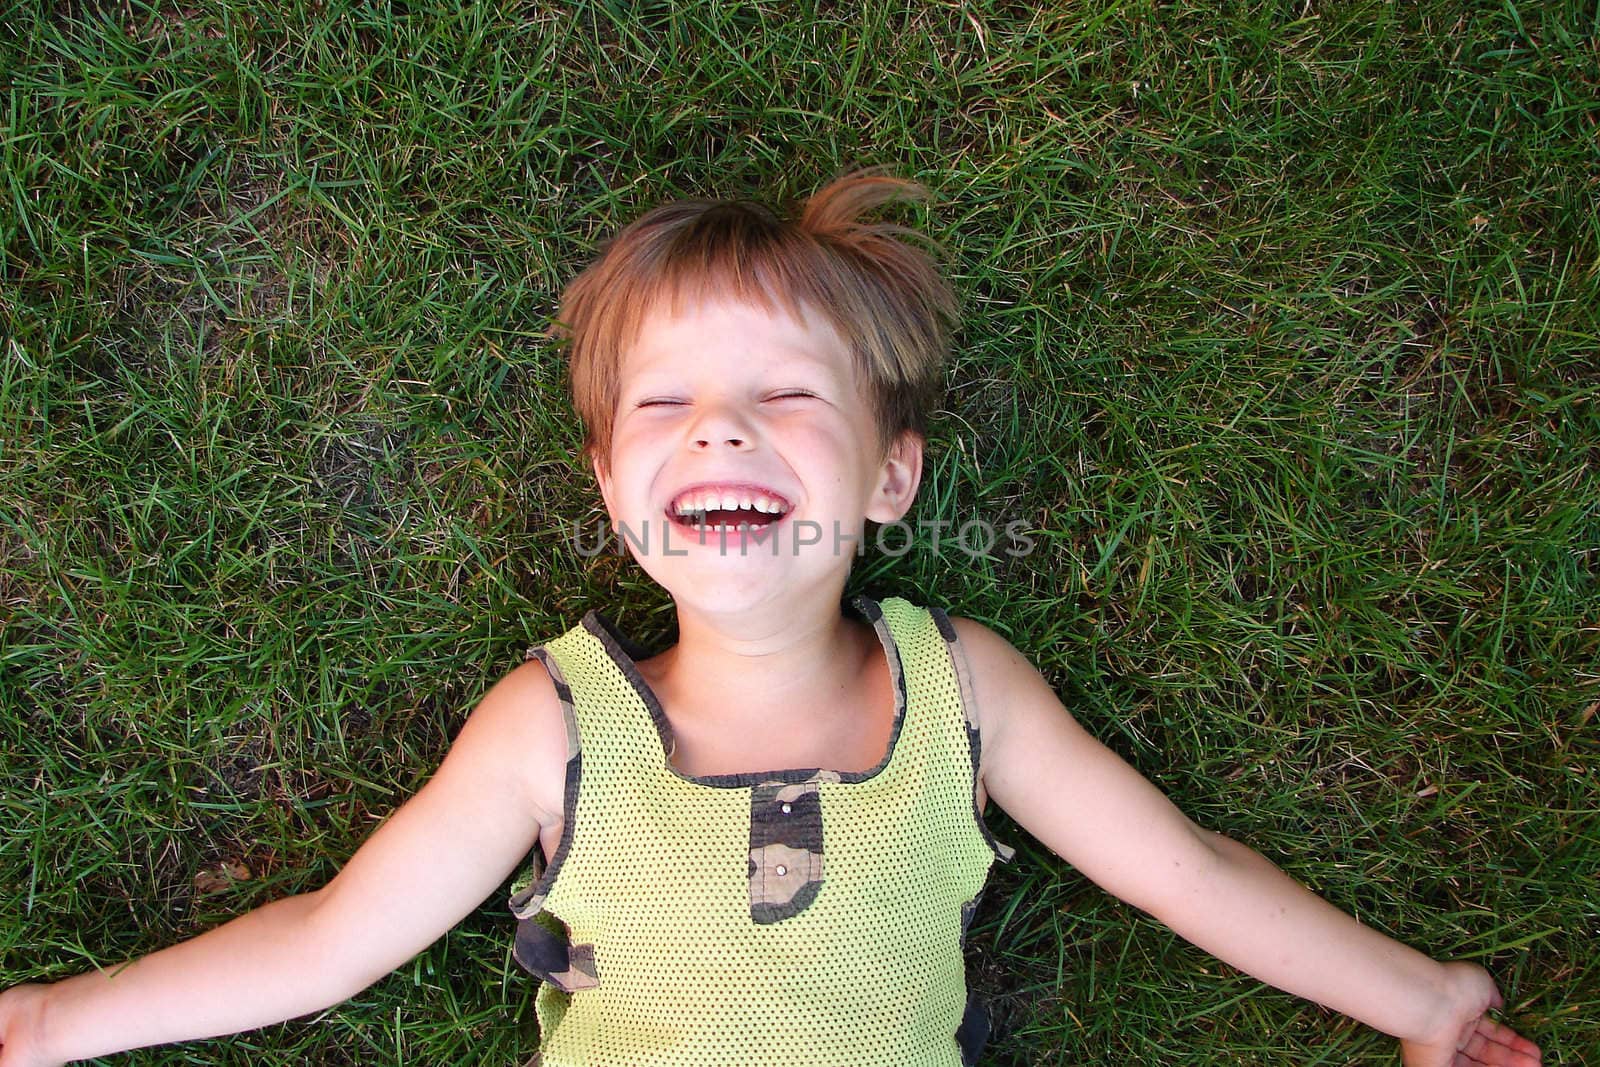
[687,401,755,451]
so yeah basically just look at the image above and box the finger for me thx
[1461,1043,1507,1066]
[1476,1018,1543,1057]
[1461,1023,1542,1066]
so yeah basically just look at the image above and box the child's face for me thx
[591,295,921,614]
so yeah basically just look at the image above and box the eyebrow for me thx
[625,353,841,389]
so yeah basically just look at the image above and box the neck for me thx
[647,585,866,712]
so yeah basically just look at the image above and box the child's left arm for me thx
[952,618,1541,1067]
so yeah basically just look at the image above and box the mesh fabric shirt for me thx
[507,594,1013,1066]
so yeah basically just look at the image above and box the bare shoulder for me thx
[944,615,1217,910]
[944,615,1059,746]
[945,614,1039,681]
[446,656,569,831]
[943,614,1100,803]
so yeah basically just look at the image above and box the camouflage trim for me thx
[857,598,910,780]
[931,609,982,737]
[931,606,1017,864]
[513,914,601,992]
[956,992,990,1066]
[959,893,980,939]
[509,647,581,919]
[748,774,836,923]
[507,645,591,1002]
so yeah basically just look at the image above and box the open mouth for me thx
[666,507,788,535]
[667,486,793,536]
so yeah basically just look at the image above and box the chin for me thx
[653,567,779,608]
[646,563,844,619]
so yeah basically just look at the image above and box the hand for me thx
[0,983,64,1067]
[1399,962,1541,1067]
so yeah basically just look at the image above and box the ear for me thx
[589,447,617,523]
[865,430,923,523]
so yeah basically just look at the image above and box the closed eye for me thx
[635,392,816,408]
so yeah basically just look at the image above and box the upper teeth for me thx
[673,491,788,515]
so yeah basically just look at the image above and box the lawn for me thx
[2,1,1596,1063]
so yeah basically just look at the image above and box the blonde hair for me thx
[556,170,957,469]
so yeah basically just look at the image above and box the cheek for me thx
[797,432,867,490]
[602,450,661,514]
[613,419,673,464]
[781,420,851,461]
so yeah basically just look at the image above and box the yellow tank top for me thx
[508,594,1013,1066]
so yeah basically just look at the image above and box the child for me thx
[0,173,1543,1067]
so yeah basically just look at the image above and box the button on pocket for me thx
[747,775,833,924]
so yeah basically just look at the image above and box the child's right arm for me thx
[0,659,567,1067]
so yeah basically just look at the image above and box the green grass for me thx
[3,0,1596,1062]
